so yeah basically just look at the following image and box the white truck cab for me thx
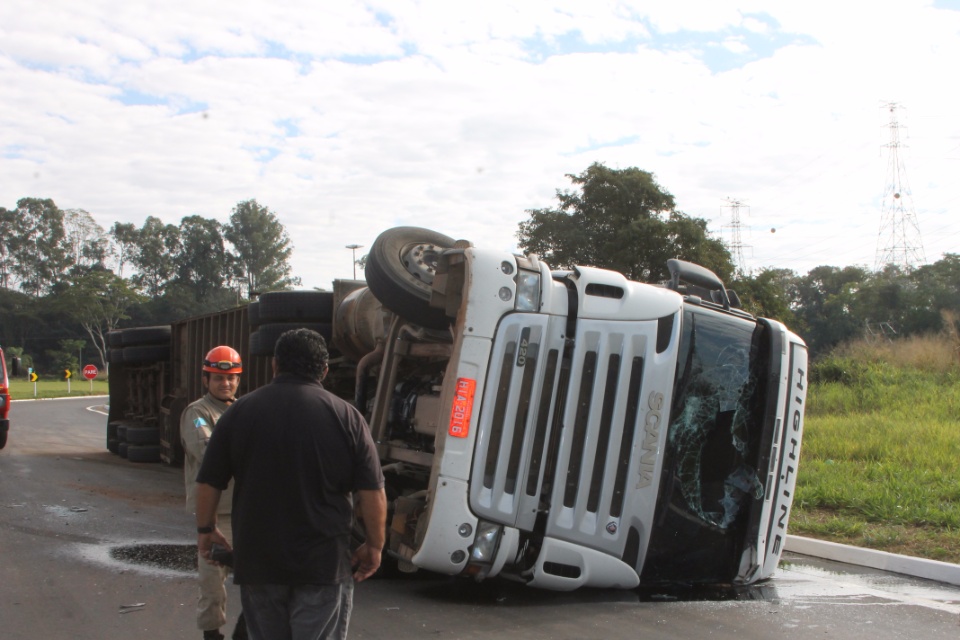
[353,227,808,590]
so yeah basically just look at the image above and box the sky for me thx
[1,0,959,290]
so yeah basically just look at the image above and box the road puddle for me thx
[777,553,960,614]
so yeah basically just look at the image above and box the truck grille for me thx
[469,314,672,560]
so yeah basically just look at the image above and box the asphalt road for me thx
[2,397,960,639]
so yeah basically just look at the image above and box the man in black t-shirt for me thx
[195,328,386,640]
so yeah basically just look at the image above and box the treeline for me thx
[0,197,298,374]
[520,163,960,360]
[3,163,958,376]
[733,260,960,356]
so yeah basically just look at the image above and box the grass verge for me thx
[7,377,109,400]
[794,335,960,563]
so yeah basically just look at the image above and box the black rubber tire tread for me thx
[107,330,125,348]
[252,322,333,358]
[0,430,6,450]
[117,423,129,441]
[108,348,124,364]
[118,441,129,458]
[120,325,172,347]
[247,300,261,328]
[365,226,455,330]
[123,345,171,363]
[107,438,119,454]
[125,425,160,445]
[249,331,264,357]
[127,444,162,463]
[107,421,119,451]
[257,291,334,323]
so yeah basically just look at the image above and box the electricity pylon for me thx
[875,102,925,271]
[722,198,750,276]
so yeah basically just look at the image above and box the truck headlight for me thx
[464,520,503,579]
[515,272,541,311]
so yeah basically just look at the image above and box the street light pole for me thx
[345,244,363,280]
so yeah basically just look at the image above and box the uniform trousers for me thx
[197,518,233,631]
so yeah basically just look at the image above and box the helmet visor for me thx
[206,360,241,371]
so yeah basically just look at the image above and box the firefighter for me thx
[181,345,246,640]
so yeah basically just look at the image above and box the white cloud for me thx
[1,0,958,290]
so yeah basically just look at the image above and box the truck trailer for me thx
[107,225,807,590]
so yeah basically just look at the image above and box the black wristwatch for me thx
[197,525,215,534]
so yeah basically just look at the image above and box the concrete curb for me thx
[11,395,108,403]
[786,534,960,587]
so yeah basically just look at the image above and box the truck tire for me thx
[121,325,172,346]
[107,421,121,453]
[365,226,456,330]
[117,423,129,441]
[125,425,160,445]
[108,348,124,364]
[257,291,334,323]
[123,345,171,363]
[249,331,263,357]
[247,300,261,328]
[0,430,6,450]
[127,444,162,463]
[107,330,125,348]
[118,441,129,458]
[251,323,333,357]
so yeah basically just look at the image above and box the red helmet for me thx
[203,346,243,374]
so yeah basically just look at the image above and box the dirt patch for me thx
[66,481,182,508]
[111,543,197,572]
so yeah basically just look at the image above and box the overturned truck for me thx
[107,226,807,590]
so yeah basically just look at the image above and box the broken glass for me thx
[667,310,763,529]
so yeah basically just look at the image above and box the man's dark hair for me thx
[274,328,329,380]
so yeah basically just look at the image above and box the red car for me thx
[0,347,9,449]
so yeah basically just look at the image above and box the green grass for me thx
[7,377,109,400]
[793,340,960,562]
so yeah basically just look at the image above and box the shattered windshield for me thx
[641,307,769,585]
[668,308,763,529]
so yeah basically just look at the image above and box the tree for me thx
[52,271,143,371]
[0,206,15,289]
[109,222,139,277]
[518,163,733,282]
[732,268,798,325]
[64,209,110,277]
[175,215,228,299]
[223,199,299,297]
[906,254,960,335]
[46,338,86,378]
[793,265,870,355]
[130,216,180,297]
[6,198,73,295]
[0,286,41,350]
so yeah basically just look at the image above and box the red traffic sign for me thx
[82,364,99,380]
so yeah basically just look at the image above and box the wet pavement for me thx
[778,553,960,614]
